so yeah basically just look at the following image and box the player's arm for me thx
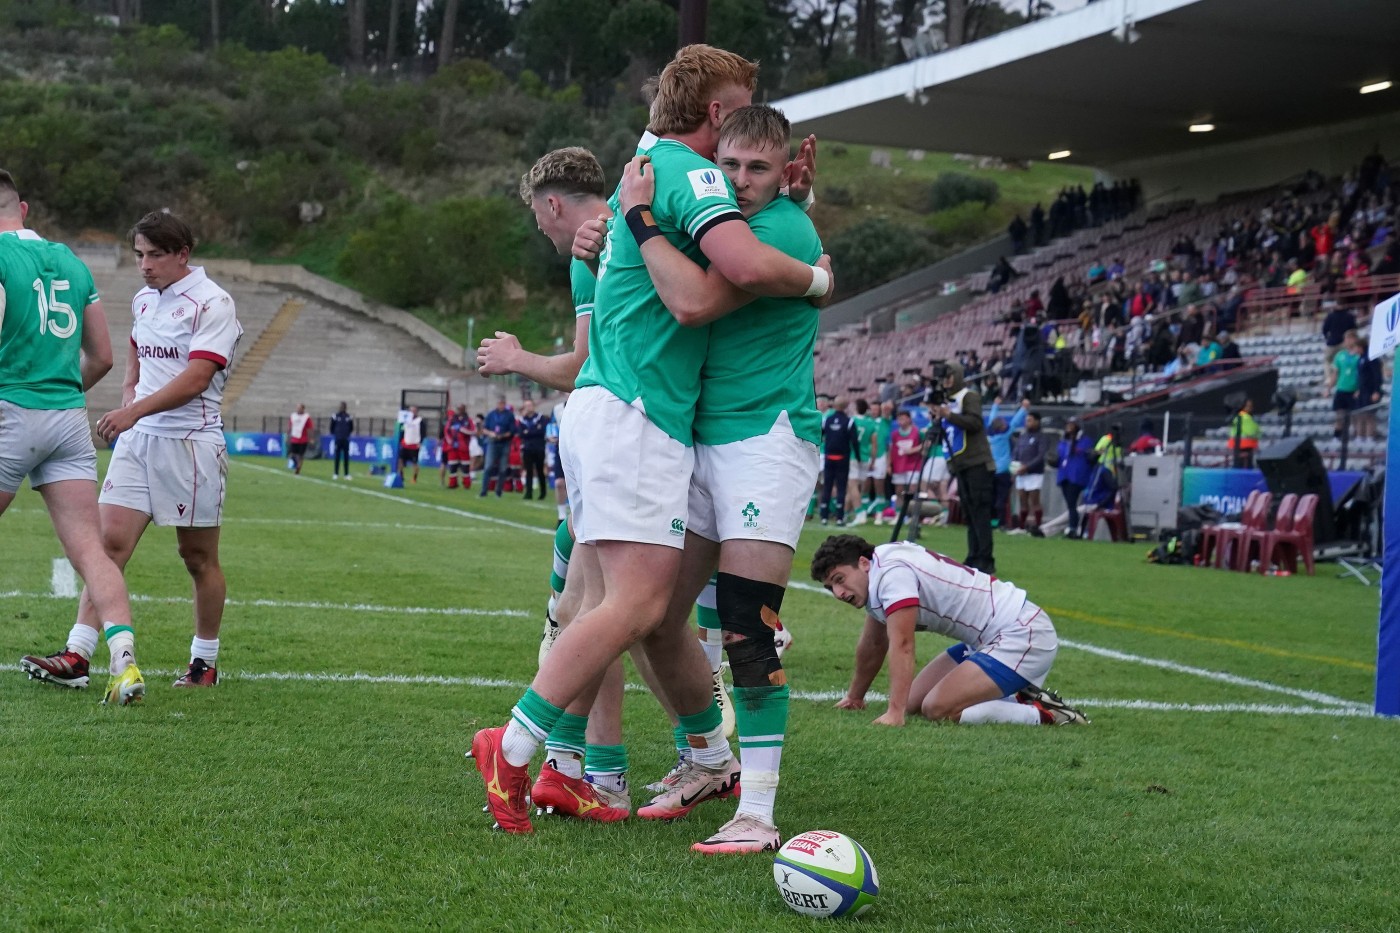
[120,335,140,407]
[836,614,888,711]
[97,359,220,442]
[78,300,113,391]
[477,315,590,392]
[875,606,918,727]
[620,156,831,302]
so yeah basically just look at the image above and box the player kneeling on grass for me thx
[811,535,1087,726]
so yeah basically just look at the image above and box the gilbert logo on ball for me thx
[773,830,879,918]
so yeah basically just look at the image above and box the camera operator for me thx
[934,362,997,574]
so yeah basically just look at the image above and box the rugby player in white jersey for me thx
[84,210,242,688]
[812,535,1088,726]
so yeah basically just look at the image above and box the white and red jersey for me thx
[129,267,241,440]
[866,541,1033,649]
[288,411,313,443]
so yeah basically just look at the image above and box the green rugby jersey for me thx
[569,257,595,318]
[873,415,892,458]
[694,196,822,447]
[852,413,876,463]
[577,139,743,445]
[0,230,98,410]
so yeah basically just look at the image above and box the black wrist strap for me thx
[625,204,662,245]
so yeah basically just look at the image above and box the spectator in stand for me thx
[1218,331,1241,363]
[1008,214,1028,254]
[1053,420,1095,540]
[287,403,313,475]
[1024,289,1044,321]
[1285,257,1309,292]
[987,256,1017,294]
[1030,203,1046,246]
[517,399,547,500]
[1088,258,1107,284]
[1129,279,1156,318]
[1226,398,1260,469]
[1354,332,1384,440]
[1047,277,1072,319]
[329,401,354,480]
[1127,418,1162,455]
[984,396,1028,529]
[1107,257,1126,280]
[1372,236,1398,275]
[1195,332,1222,369]
[1321,305,1357,366]
[1177,304,1205,350]
[1011,410,1047,531]
[1146,318,1176,370]
[479,395,516,497]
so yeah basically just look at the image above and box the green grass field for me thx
[2,454,1395,930]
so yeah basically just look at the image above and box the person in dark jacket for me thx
[329,401,354,479]
[1054,419,1095,539]
[480,396,517,497]
[937,362,997,573]
[1012,411,1048,530]
[517,399,548,500]
[821,398,856,526]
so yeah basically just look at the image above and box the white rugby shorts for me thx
[892,471,919,487]
[687,429,819,550]
[100,430,228,527]
[921,456,950,484]
[849,458,868,482]
[0,402,96,493]
[1014,472,1045,492]
[975,602,1058,691]
[560,385,692,548]
[868,454,888,481]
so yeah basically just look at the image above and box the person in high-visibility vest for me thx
[1227,398,1261,468]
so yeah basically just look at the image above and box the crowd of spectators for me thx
[1006,179,1145,257]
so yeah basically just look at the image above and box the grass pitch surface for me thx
[1,455,1395,930]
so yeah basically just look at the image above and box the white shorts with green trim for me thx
[687,428,819,550]
[560,385,692,549]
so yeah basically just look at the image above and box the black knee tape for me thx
[716,572,786,687]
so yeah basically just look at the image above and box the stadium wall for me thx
[1112,110,1400,203]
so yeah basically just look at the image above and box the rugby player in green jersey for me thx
[1,169,143,705]
[468,45,831,837]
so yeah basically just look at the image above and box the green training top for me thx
[0,230,99,410]
[577,139,743,445]
[694,196,823,447]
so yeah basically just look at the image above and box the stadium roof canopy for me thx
[772,0,1400,169]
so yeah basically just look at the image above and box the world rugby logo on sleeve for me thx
[688,168,728,200]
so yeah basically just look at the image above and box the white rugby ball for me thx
[773,829,879,918]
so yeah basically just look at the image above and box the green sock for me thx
[584,743,629,778]
[511,687,564,740]
[550,520,574,595]
[672,724,690,758]
[733,684,789,821]
[678,704,728,767]
[544,711,587,778]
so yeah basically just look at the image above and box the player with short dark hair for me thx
[812,534,1087,727]
[3,169,144,705]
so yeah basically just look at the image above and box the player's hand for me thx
[835,695,866,711]
[809,254,836,309]
[572,214,609,262]
[477,331,522,376]
[95,406,139,443]
[786,135,818,204]
[872,710,906,727]
[619,155,656,214]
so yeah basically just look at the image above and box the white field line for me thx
[232,468,1370,711]
[0,590,528,619]
[1060,639,1368,710]
[50,558,77,598]
[0,663,1377,718]
[236,461,553,537]
[228,517,505,533]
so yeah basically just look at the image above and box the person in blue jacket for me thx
[1053,419,1096,539]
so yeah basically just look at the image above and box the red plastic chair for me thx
[1199,489,1262,568]
[1214,492,1272,570]
[1085,490,1128,542]
[1236,493,1296,572]
[1255,494,1319,576]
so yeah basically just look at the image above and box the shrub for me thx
[826,217,935,295]
[924,172,999,213]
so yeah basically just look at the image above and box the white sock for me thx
[959,699,1041,725]
[102,622,136,676]
[699,630,724,673]
[736,747,781,823]
[586,771,628,794]
[502,719,541,767]
[546,752,583,779]
[688,725,732,768]
[556,504,568,521]
[66,623,99,661]
[191,636,219,666]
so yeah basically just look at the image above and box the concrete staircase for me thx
[220,297,305,412]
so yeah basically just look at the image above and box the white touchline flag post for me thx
[1369,291,1400,716]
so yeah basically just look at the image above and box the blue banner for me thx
[315,435,441,466]
[226,432,284,456]
[1182,467,1366,517]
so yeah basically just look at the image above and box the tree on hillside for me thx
[348,0,367,69]
[437,0,459,68]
